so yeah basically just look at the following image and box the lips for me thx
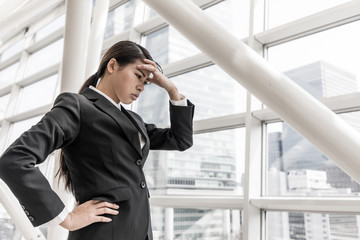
[131,94,139,100]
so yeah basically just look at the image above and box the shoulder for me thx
[54,92,82,104]
[52,92,89,110]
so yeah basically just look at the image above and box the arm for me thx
[137,59,195,151]
[0,93,81,226]
[146,99,194,151]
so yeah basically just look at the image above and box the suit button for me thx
[24,210,29,216]
[20,205,25,210]
[140,182,146,189]
[28,216,35,222]
[136,159,142,166]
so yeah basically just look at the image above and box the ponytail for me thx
[78,72,99,93]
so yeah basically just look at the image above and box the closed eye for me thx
[135,73,142,79]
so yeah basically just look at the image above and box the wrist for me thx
[167,87,181,101]
[60,212,73,230]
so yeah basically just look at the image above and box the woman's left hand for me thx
[137,59,183,101]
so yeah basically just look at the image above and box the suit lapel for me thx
[81,88,143,157]
[126,109,150,157]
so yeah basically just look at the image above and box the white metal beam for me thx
[142,0,360,185]
[251,197,360,214]
[150,196,244,209]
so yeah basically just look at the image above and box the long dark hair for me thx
[57,41,158,194]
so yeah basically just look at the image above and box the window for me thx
[14,75,58,114]
[204,0,250,39]
[266,111,360,197]
[144,26,200,65]
[0,217,19,240]
[143,0,249,65]
[35,14,65,41]
[267,0,351,28]
[267,211,360,240]
[104,0,134,39]
[1,39,25,62]
[0,94,11,119]
[151,207,242,239]
[268,21,360,97]
[138,65,246,122]
[143,128,245,195]
[25,39,64,77]
[171,65,247,120]
[0,62,19,87]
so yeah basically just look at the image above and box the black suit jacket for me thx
[0,87,194,240]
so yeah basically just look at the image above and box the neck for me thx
[97,77,120,104]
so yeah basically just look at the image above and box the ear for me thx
[107,58,117,73]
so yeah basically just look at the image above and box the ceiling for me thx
[0,0,63,45]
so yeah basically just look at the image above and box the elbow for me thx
[0,154,10,181]
[178,138,193,151]
[0,150,19,182]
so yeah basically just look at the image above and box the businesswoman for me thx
[0,40,194,240]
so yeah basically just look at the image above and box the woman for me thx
[0,41,194,240]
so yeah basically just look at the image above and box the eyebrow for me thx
[138,69,146,78]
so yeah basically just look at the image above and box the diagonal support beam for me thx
[143,0,360,183]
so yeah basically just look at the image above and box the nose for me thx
[137,84,144,92]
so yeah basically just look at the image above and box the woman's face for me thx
[110,59,151,104]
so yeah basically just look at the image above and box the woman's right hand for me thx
[60,200,119,231]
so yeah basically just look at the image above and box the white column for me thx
[60,0,92,93]
[223,209,231,239]
[142,0,360,184]
[85,0,110,79]
[243,93,262,240]
[165,207,174,240]
[48,1,92,240]
[242,0,265,239]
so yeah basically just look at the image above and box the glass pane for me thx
[268,0,351,28]
[36,14,65,41]
[1,39,25,62]
[0,94,11,119]
[144,26,200,65]
[151,207,242,239]
[7,115,42,148]
[267,112,360,197]
[143,7,158,20]
[267,211,360,240]
[143,0,250,38]
[15,75,58,114]
[137,66,246,121]
[25,39,64,77]
[104,0,134,39]
[0,62,19,87]
[143,128,245,195]
[268,21,360,97]
[204,0,250,39]
[0,214,21,240]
